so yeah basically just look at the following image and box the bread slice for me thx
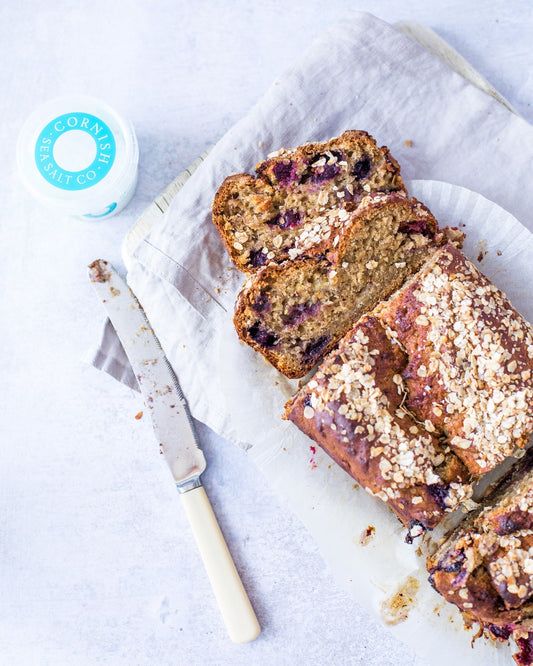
[234,193,458,378]
[213,130,405,274]
[428,449,533,632]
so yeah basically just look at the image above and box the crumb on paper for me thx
[259,141,263,147]
[470,621,484,647]
[497,249,502,256]
[359,525,376,546]
[135,411,143,420]
[405,140,413,147]
[476,239,488,263]
[380,576,419,625]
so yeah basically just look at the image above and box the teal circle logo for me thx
[34,112,116,190]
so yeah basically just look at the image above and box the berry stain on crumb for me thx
[135,412,143,420]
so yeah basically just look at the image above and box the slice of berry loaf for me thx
[427,449,533,662]
[285,244,533,535]
[234,193,459,378]
[213,130,405,273]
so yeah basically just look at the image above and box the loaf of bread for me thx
[234,192,460,378]
[427,449,533,663]
[285,244,533,535]
[213,130,405,274]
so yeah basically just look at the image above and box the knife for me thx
[88,259,260,644]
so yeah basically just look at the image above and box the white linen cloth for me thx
[88,11,533,664]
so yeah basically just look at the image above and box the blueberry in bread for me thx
[212,130,405,274]
[285,244,533,534]
[234,193,459,379]
[427,449,533,664]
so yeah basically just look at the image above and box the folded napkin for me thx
[88,11,533,664]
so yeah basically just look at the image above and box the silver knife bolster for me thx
[177,477,203,494]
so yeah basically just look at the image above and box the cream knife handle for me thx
[180,484,261,643]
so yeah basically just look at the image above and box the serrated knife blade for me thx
[88,259,260,644]
[88,259,204,489]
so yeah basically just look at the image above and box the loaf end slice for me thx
[213,130,406,274]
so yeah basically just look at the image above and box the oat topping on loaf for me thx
[308,326,443,494]
[377,245,533,475]
[212,130,405,273]
[285,314,473,532]
[234,194,460,378]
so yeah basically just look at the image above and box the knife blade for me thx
[88,259,260,644]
